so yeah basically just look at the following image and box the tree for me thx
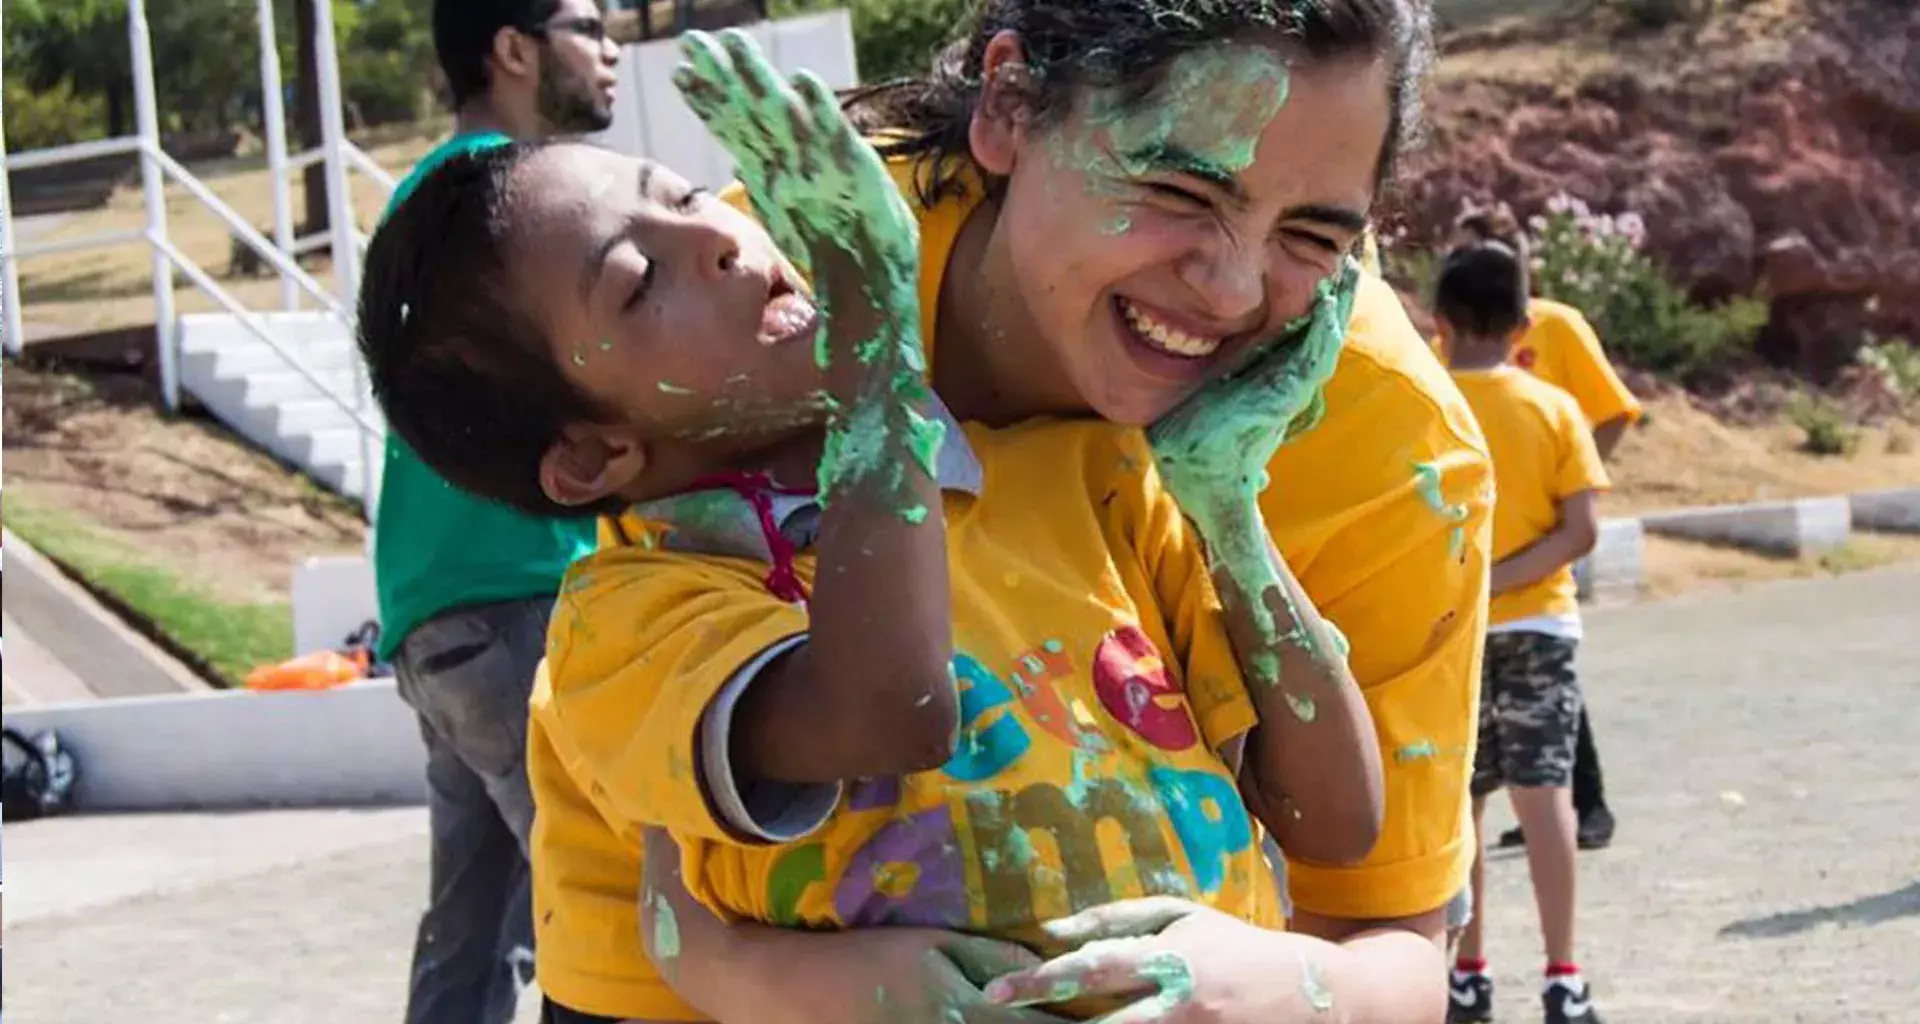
[5,0,134,138]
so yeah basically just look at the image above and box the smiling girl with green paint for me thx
[357,37,1387,1024]
[638,2,1494,1023]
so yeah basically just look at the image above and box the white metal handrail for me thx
[147,147,351,322]
[145,232,383,437]
[10,229,147,262]
[0,0,387,512]
[3,135,142,173]
[344,144,399,193]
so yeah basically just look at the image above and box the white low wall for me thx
[1577,518,1645,602]
[1640,496,1852,557]
[591,10,860,188]
[4,681,426,811]
[1850,488,1920,533]
[293,554,380,656]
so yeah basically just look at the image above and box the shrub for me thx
[1857,334,1920,405]
[2,71,107,151]
[1787,391,1859,457]
[1528,193,1767,383]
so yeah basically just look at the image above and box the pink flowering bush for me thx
[1528,192,1767,382]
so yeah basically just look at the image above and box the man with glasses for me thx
[379,3,618,1023]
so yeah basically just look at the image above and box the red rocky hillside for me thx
[1388,0,1919,381]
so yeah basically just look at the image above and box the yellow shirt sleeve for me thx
[1554,392,1613,499]
[539,551,810,845]
[1261,275,1493,921]
[1528,302,1643,427]
[1109,431,1257,752]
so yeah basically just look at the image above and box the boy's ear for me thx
[969,31,1036,178]
[539,426,648,510]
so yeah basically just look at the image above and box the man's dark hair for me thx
[357,141,616,518]
[1434,241,1528,339]
[433,0,562,107]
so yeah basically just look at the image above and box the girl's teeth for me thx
[1122,299,1219,357]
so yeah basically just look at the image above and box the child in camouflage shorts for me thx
[1434,241,1611,1024]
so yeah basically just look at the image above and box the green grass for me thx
[4,493,290,687]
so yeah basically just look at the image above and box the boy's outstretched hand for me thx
[672,31,923,402]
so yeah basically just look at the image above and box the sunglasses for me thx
[530,15,609,43]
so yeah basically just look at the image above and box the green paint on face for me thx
[598,338,615,352]
[901,504,929,525]
[571,351,587,368]
[1053,44,1292,207]
[657,380,695,395]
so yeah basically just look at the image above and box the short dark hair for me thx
[1434,241,1528,339]
[433,0,562,107]
[844,0,1434,206]
[357,141,616,518]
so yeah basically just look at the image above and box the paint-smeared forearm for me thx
[1203,505,1383,866]
[675,30,957,781]
[642,830,1061,1024]
[1147,261,1377,859]
[1291,908,1451,1024]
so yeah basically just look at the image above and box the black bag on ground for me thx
[2,726,77,821]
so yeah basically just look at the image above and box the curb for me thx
[2,529,211,701]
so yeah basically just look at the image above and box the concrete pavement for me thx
[4,564,1917,1021]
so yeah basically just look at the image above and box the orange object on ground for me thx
[244,648,370,691]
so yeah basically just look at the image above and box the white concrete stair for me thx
[176,311,385,502]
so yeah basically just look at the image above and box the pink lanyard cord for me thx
[685,471,817,605]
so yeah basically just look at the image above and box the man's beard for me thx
[538,63,613,135]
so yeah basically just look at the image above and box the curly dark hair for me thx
[843,0,1434,206]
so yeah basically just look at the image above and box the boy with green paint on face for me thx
[356,34,1382,1022]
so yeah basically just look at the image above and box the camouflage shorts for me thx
[1471,631,1583,797]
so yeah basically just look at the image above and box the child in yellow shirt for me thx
[1434,242,1609,1024]
[355,105,1382,1022]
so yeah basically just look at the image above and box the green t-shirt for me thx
[371,132,596,659]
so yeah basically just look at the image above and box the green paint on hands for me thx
[673,30,936,523]
[656,380,694,395]
[1052,44,1291,211]
[1148,260,1360,700]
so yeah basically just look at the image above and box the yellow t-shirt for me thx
[840,157,1490,919]
[532,421,1274,1020]
[1434,298,1642,429]
[1451,366,1611,627]
[1517,299,1643,428]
